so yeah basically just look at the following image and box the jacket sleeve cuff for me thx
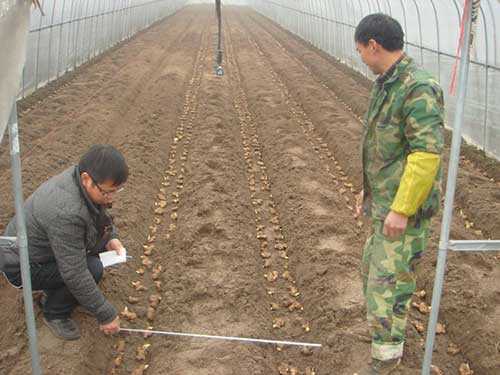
[110,225,119,240]
[95,302,118,324]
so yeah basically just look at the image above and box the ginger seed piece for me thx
[120,307,137,321]
[301,347,313,356]
[154,207,165,215]
[260,251,272,259]
[154,281,162,291]
[302,322,311,332]
[116,340,126,353]
[279,251,289,260]
[278,363,289,375]
[128,296,140,304]
[136,346,146,361]
[132,281,147,291]
[447,342,461,355]
[412,301,430,314]
[142,257,153,269]
[113,355,123,367]
[289,286,300,297]
[412,320,425,333]
[272,317,285,329]
[288,301,303,312]
[436,322,446,334]
[430,365,444,375]
[265,271,279,282]
[149,294,162,308]
[414,290,426,298]
[270,303,280,311]
[459,363,473,375]
[143,247,153,256]
[131,365,146,375]
[147,307,156,321]
[136,267,145,275]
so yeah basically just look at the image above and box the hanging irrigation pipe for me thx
[215,0,224,76]
[120,327,322,348]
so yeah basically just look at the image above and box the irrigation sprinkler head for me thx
[215,48,224,76]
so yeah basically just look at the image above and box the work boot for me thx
[43,317,81,340]
[355,358,401,375]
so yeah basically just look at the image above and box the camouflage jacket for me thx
[362,55,444,221]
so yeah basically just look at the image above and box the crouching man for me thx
[1,144,128,340]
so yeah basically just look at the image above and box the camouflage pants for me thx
[361,218,430,361]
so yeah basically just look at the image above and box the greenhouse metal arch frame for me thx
[249,0,500,161]
[248,0,500,374]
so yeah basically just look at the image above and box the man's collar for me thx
[74,165,100,215]
[376,54,411,88]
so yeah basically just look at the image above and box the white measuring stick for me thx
[120,327,322,348]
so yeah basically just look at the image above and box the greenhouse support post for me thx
[421,1,473,373]
[7,103,42,375]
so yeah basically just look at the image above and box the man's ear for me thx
[368,39,379,53]
[80,172,91,187]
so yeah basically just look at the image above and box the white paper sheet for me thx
[99,248,127,268]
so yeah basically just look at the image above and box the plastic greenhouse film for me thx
[0,0,31,143]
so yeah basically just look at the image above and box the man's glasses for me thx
[88,173,124,197]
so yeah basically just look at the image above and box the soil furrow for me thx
[108,17,211,375]
[224,16,318,375]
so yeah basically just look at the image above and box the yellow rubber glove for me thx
[390,151,441,217]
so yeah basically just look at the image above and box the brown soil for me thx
[0,5,498,375]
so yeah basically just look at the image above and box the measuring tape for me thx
[120,327,322,348]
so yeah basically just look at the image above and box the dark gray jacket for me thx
[1,166,118,324]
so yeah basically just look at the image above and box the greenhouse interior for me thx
[0,0,499,374]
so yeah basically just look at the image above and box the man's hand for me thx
[106,239,125,255]
[383,210,408,239]
[100,316,120,335]
[355,190,364,218]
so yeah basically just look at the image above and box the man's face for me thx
[356,40,382,75]
[81,172,124,206]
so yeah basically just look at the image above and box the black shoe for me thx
[42,317,81,340]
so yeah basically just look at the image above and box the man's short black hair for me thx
[355,13,404,52]
[79,145,128,186]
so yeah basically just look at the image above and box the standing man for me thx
[354,14,444,374]
[1,145,128,340]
